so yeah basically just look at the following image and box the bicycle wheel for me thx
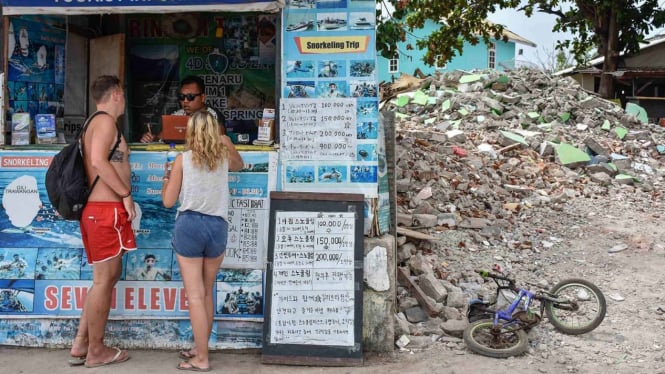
[463,319,529,358]
[545,278,606,335]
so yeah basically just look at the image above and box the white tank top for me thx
[177,150,230,220]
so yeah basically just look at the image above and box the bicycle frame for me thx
[466,273,607,358]
[493,288,536,326]
[475,270,576,330]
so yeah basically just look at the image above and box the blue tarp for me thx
[0,0,284,15]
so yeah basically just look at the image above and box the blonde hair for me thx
[185,111,228,170]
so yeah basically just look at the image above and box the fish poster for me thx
[7,16,65,132]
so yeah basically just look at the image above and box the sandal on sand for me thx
[178,349,195,360]
[177,361,211,372]
[84,347,130,368]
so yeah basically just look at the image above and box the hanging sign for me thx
[0,0,285,15]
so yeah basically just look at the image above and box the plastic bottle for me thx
[166,143,178,172]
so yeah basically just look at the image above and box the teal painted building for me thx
[377,20,536,82]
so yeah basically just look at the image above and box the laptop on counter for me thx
[160,115,189,143]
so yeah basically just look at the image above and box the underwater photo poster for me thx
[280,0,380,198]
[7,16,65,131]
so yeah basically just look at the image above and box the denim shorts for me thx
[172,210,228,258]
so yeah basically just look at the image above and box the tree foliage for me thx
[376,0,665,98]
[523,0,664,65]
[377,0,521,67]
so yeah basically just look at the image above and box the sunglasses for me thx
[177,93,202,101]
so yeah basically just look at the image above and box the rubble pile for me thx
[385,68,665,352]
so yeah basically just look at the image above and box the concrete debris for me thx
[385,68,665,351]
[608,293,626,302]
[608,243,629,253]
[395,334,411,348]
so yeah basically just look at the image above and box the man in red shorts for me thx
[68,75,136,368]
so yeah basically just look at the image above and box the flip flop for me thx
[68,356,86,366]
[178,349,195,360]
[177,361,211,372]
[84,347,130,368]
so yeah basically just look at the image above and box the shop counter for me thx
[0,146,277,349]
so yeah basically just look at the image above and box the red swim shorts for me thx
[80,202,137,264]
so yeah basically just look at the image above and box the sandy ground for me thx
[0,344,620,374]
[0,345,535,374]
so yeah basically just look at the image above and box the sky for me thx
[488,9,572,68]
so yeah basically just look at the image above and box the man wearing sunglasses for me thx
[140,75,223,143]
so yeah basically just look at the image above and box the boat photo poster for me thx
[281,0,380,197]
[282,0,376,98]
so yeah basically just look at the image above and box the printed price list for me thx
[225,199,267,268]
[270,211,356,346]
[279,98,357,161]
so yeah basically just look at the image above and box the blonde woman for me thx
[161,111,243,371]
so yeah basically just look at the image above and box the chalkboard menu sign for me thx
[262,192,364,366]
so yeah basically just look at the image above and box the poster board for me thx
[262,191,364,366]
[124,13,276,143]
[0,150,274,320]
[279,98,380,198]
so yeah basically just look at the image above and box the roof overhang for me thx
[500,28,537,48]
[436,18,538,48]
[0,0,285,15]
[570,68,665,80]
[483,20,537,47]
[555,34,665,76]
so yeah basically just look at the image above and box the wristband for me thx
[121,191,132,198]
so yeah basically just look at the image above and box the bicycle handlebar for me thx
[475,269,516,285]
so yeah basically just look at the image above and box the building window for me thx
[389,55,399,73]
[435,55,447,70]
[488,43,496,69]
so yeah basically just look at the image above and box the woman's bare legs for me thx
[177,254,224,370]
[181,256,218,359]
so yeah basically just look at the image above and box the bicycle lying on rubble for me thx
[463,270,607,358]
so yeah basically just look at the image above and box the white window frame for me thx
[389,54,399,73]
[488,43,496,69]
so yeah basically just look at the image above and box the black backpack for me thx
[45,111,121,221]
